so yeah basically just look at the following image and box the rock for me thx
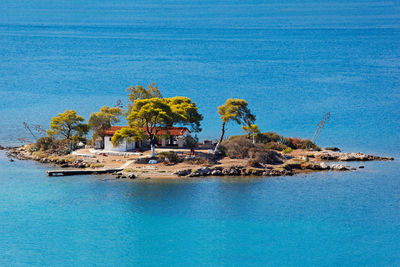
[173,169,192,176]
[78,163,86,168]
[127,173,136,179]
[262,170,271,176]
[199,167,212,175]
[359,166,365,168]
[330,164,349,171]
[245,168,264,176]
[211,169,223,176]
[319,162,330,170]
[188,167,212,177]
[284,159,305,169]
[316,151,393,162]
[60,164,69,168]
[135,157,150,164]
[282,164,293,171]
[324,147,341,152]
[40,158,49,163]
[116,175,121,179]
[300,162,322,170]
[268,169,284,176]
[222,167,242,176]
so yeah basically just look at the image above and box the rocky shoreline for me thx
[1,145,394,179]
[313,151,394,161]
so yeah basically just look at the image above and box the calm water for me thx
[0,0,399,265]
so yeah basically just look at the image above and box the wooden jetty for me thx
[47,168,122,176]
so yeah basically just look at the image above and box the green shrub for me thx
[35,136,56,151]
[278,136,292,147]
[282,147,293,154]
[255,132,280,144]
[185,135,199,150]
[90,163,105,168]
[263,142,287,151]
[26,144,38,153]
[299,139,321,150]
[158,151,179,164]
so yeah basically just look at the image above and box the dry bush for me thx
[247,159,262,168]
[220,137,253,159]
[254,149,283,165]
[185,156,214,165]
[32,151,48,159]
[228,135,246,141]
[221,137,283,165]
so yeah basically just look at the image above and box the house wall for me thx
[159,130,191,148]
[104,136,135,152]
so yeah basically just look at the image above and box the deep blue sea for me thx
[0,0,399,266]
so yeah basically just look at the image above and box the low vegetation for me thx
[158,151,180,164]
[220,137,284,165]
[282,147,293,154]
[17,82,326,177]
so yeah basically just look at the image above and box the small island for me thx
[2,83,394,179]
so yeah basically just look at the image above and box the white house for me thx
[97,126,191,152]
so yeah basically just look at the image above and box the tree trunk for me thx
[150,136,156,158]
[214,122,226,153]
[151,144,156,158]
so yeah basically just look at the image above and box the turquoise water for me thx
[1,0,400,265]
[1,152,399,266]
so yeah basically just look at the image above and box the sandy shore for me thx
[2,145,394,180]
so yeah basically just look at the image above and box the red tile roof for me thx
[104,126,190,136]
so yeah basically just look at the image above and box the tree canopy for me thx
[114,98,174,157]
[88,106,123,139]
[218,98,255,125]
[46,110,88,151]
[166,96,203,132]
[216,98,255,149]
[111,127,144,147]
[112,96,203,157]
[242,124,260,143]
[126,83,162,114]
[47,110,88,140]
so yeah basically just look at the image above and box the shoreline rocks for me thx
[315,151,394,161]
[3,145,393,179]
